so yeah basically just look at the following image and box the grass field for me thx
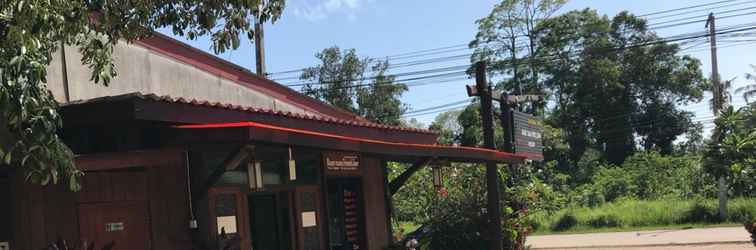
[530,198,756,234]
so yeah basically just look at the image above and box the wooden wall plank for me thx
[360,156,390,250]
[10,148,191,249]
[147,160,192,250]
[0,178,11,243]
[74,148,184,171]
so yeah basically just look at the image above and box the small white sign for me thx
[288,160,297,181]
[301,211,317,227]
[217,216,238,234]
[0,241,9,250]
[105,222,124,232]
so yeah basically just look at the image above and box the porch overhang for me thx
[174,121,526,164]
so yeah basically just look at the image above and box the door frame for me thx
[293,185,326,250]
[323,177,367,250]
[208,186,251,249]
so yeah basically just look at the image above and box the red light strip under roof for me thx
[175,121,526,162]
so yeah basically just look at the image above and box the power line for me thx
[268,1,756,77]
[647,5,756,28]
[275,20,756,83]
[649,0,756,20]
[404,99,473,115]
[639,0,740,17]
[293,24,756,99]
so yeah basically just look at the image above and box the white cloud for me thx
[290,0,368,21]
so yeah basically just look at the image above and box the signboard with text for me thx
[513,111,544,160]
[324,152,361,176]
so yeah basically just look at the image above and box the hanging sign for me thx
[324,152,361,176]
[513,111,544,160]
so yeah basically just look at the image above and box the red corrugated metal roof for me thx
[63,92,438,135]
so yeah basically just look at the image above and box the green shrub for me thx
[531,198,756,233]
[730,205,754,223]
[589,214,621,228]
[679,202,720,224]
[552,212,578,231]
[745,216,756,246]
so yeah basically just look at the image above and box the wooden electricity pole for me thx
[475,62,504,250]
[707,12,728,221]
[254,3,266,77]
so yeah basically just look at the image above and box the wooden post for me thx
[707,12,727,221]
[388,158,432,196]
[499,96,515,154]
[254,3,266,77]
[476,62,503,250]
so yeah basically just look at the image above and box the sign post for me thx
[512,111,544,160]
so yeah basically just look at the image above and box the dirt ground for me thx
[527,226,753,249]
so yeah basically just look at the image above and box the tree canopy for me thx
[462,8,707,165]
[301,46,408,125]
[0,0,285,190]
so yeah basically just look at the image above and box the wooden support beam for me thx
[388,157,432,196]
[197,144,255,200]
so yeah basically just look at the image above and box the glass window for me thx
[293,148,320,185]
[261,159,284,185]
[198,147,247,186]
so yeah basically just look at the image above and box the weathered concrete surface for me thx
[527,227,751,249]
[45,41,312,115]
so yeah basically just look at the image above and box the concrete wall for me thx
[46,42,311,115]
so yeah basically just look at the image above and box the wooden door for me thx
[293,186,325,250]
[78,201,150,250]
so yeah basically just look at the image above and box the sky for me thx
[161,0,756,130]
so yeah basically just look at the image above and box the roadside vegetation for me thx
[531,198,756,234]
[383,0,756,249]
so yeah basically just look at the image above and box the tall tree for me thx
[737,64,756,104]
[0,0,285,190]
[356,61,409,125]
[536,9,706,164]
[301,47,408,125]
[429,109,464,145]
[470,0,566,113]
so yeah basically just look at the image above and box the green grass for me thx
[530,198,756,234]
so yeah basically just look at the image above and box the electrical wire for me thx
[286,25,756,91]
[268,1,756,77]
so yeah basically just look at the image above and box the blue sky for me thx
[162,0,756,129]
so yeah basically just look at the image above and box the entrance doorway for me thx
[248,186,324,250]
[326,178,366,250]
[248,192,294,250]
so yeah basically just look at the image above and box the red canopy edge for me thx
[174,121,527,163]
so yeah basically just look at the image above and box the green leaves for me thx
[703,106,756,197]
[1,0,286,191]
[300,47,408,125]
[2,149,10,165]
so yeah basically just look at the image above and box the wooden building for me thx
[0,34,525,250]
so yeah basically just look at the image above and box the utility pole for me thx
[500,96,515,153]
[475,62,503,250]
[254,2,266,77]
[499,93,517,250]
[706,12,727,221]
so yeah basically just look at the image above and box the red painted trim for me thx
[175,122,527,162]
[134,33,365,122]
